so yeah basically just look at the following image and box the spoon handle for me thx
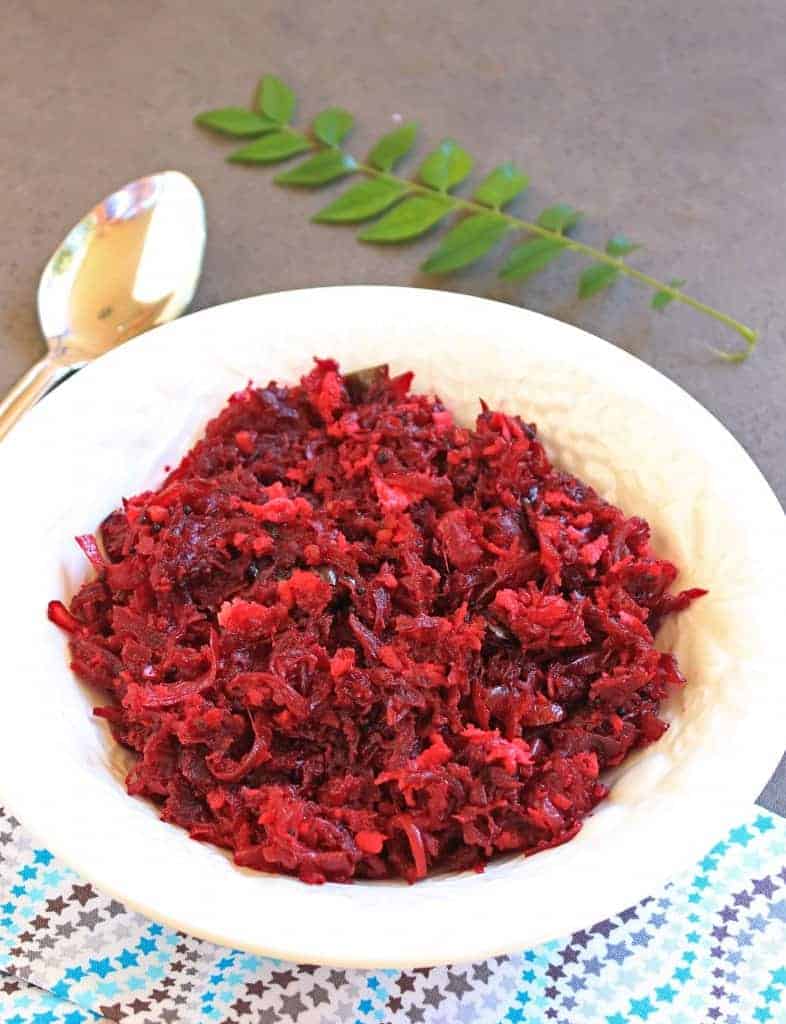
[0,356,68,442]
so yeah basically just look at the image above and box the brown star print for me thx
[70,882,98,906]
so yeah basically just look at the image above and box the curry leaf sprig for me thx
[195,75,758,361]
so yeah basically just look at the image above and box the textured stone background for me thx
[1,0,783,810]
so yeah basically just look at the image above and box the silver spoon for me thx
[0,171,206,441]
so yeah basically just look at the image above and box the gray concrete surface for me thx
[1,0,783,812]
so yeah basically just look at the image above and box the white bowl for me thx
[0,286,783,968]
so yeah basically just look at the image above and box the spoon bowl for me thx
[0,171,205,440]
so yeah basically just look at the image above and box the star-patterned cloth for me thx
[1,805,784,1024]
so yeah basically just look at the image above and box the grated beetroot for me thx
[48,360,705,884]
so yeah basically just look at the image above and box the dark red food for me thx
[49,360,705,884]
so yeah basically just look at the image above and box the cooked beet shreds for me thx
[49,359,705,884]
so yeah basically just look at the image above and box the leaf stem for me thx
[276,126,758,359]
[365,165,756,356]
